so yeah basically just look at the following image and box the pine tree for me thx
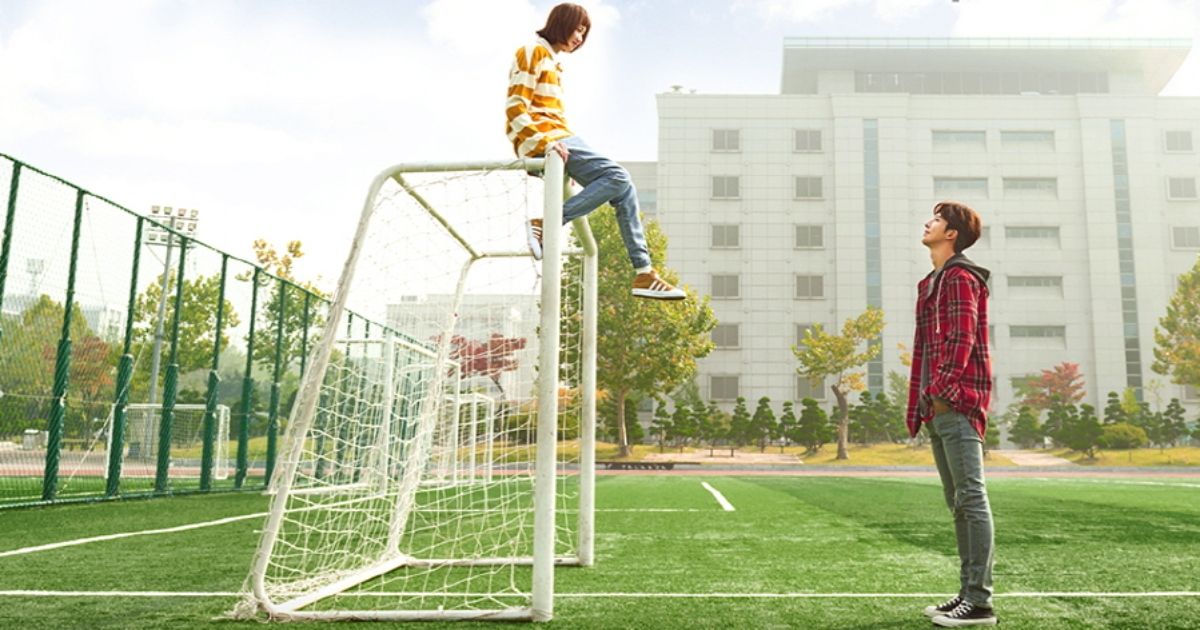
[728,397,751,457]
[1009,405,1043,449]
[1102,391,1126,425]
[750,396,777,452]
[777,401,797,453]
[793,398,832,455]
[650,398,672,453]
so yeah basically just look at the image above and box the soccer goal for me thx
[111,402,231,482]
[237,154,597,622]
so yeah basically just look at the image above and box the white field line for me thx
[0,500,706,559]
[3,590,1199,599]
[0,511,268,559]
[701,481,735,511]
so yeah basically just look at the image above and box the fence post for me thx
[0,162,22,343]
[264,280,287,485]
[236,268,260,488]
[106,217,143,497]
[200,254,229,491]
[154,234,188,493]
[300,291,311,377]
[42,190,86,502]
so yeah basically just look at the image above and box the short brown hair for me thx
[933,201,983,253]
[537,3,590,50]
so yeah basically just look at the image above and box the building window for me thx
[795,274,824,300]
[712,323,740,349]
[1004,177,1058,197]
[794,176,823,199]
[795,323,818,348]
[1009,276,1064,296]
[1172,226,1200,249]
[712,274,741,299]
[712,176,740,199]
[1001,130,1055,149]
[711,375,740,401]
[1010,325,1066,340]
[1167,177,1198,200]
[1165,130,1194,153]
[796,375,826,400]
[932,130,986,146]
[711,224,740,248]
[794,129,822,152]
[1184,384,1199,401]
[1006,225,1060,245]
[1010,375,1037,393]
[794,224,824,249]
[712,129,740,152]
[934,177,988,197]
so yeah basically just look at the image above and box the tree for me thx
[1042,403,1076,447]
[1099,422,1149,450]
[698,401,728,456]
[1017,362,1087,411]
[133,271,241,376]
[792,307,885,460]
[1160,398,1188,448]
[1102,391,1127,425]
[650,398,672,453]
[0,296,117,438]
[750,396,777,452]
[1008,406,1043,449]
[792,398,832,455]
[599,394,642,447]
[1059,403,1102,459]
[1153,254,1200,395]
[672,401,698,452]
[562,210,716,457]
[984,422,1001,454]
[239,240,327,374]
[728,397,751,457]
[777,401,797,453]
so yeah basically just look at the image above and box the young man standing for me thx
[907,201,997,627]
[505,2,685,300]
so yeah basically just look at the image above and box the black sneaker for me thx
[923,595,963,618]
[932,601,997,627]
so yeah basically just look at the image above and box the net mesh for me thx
[240,163,587,618]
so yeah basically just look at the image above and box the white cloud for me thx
[952,0,1197,37]
[731,0,865,24]
[730,0,938,23]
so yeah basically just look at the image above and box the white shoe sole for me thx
[931,615,997,627]
[631,288,686,300]
[923,607,945,618]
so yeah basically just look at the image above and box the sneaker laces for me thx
[937,596,963,611]
[945,601,975,619]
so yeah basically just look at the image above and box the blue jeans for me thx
[558,136,652,270]
[928,411,995,609]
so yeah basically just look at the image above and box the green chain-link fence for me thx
[0,153,383,508]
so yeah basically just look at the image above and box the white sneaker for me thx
[526,218,543,260]
[631,270,686,301]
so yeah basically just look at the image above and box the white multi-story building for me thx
[648,37,1200,417]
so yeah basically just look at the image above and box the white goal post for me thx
[237,153,597,622]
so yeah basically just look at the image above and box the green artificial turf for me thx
[1,475,1197,628]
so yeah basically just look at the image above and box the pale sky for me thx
[2,0,1198,291]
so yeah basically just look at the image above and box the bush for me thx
[1099,422,1148,450]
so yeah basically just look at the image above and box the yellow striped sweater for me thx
[506,37,573,158]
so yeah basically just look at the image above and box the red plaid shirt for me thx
[906,263,992,440]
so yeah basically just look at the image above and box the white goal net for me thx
[236,155,597,622]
